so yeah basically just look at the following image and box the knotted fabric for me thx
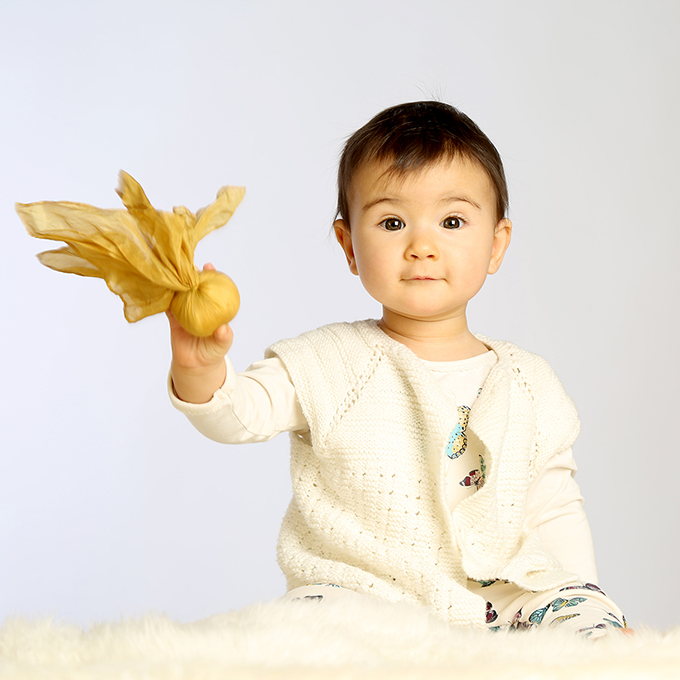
[17,172,244,336]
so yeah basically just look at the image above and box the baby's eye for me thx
[441,216,463,230]
[380,218,405,231]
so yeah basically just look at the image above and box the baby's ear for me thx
[334,219,358,275]
[488,218,512,275]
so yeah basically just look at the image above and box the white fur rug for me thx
[1,597,677,679]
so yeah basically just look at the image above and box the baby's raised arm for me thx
[168,263,233,404]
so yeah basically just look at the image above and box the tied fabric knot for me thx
[446,405,471,459]
[17,171,244,337]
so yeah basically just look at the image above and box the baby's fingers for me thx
[166,309,182,330]
[207,323,234,356]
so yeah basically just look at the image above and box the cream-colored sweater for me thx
[266,320,582,627]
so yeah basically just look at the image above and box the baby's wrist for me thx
[170,360,227,404]
[171,357,224,377]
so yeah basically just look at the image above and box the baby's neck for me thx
[377,316,488,362]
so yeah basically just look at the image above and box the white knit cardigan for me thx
[267,320,581,627]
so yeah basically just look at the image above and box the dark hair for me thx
[336,101,508,224]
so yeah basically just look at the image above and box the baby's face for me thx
[334,156,511,328]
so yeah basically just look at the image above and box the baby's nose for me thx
[406,231,439,259]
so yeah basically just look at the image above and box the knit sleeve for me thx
[521,352,581,480]
[475,337,581,480]
[266,322,381,450]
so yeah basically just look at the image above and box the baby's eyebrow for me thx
[361,196,398,212]
[362,195,482,212]
[439,195,482,210]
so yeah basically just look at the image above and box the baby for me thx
[168,101,627,636]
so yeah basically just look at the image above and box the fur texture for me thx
[0,597,675,679]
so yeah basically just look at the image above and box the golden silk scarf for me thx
[17,172,243,336]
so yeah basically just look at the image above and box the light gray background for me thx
[1,0,678,630]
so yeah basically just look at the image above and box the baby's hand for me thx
[168,263,234,403]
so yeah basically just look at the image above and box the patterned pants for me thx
[282,581,626,638]
[467,579,626,637]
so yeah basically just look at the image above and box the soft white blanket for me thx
[0,597,675,679]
